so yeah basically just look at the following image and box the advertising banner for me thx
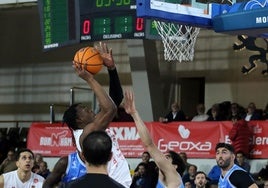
[27,121,268,158]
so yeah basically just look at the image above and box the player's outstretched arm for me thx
[96,42,123,107]
[72,62,117,144]
[124,90,181,188]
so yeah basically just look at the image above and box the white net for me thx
[154,20,200,62]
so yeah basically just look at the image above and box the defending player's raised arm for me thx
[123,90,181,188]
[73,62,117,144]
[96,42,123,107]
[42,157,68,188]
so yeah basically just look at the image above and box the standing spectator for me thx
[235,152,251,173]
[229,119,253,158]
[191,103,209,122]
[37,161,50,179]
[60,131,125,188]
[131,162,152,188]
[215,143,257,187]
[0,149,17,174]
[243,102,262,121]
[0,148,44,187]
[159,101,186,123]
[194,171,208,188]
[182,164,198,188]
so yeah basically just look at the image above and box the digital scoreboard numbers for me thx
[37,0,80,50]
[38,0,160,50]
[79,0,145,42]
[80,13,145,42]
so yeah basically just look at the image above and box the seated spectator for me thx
[179,152,194,175]
[0,148,17,174]
[191,103,209,122]
[194,171,208,188]
[257,161,268,180]
[207,103,225,121]
[182,164,197,188]
[229,119,253,158]
[235,152,251,173]
[243,102,262,121]
[227,102,246,121]
[37,161,51,179]
[0,132,10,164]
[207,165,221,187]
[159,101,186,123]
[131,162,152,188]
[263,179,268,188]
[32,153,44,173]
[134,151,158,187]
[262,103,268,120]
[184,180,192,188]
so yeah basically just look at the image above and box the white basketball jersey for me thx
[73,128,132,188]
[3,170,44,188]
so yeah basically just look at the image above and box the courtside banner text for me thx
[27,121,268,158]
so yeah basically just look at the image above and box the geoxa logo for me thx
[109,127,140,140]
[158,139,212,152]
[157,124,212,152]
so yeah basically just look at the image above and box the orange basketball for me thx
[73,47,103,74]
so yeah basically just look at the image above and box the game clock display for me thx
[38,0,159,50]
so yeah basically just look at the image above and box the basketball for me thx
[73,47,103,74]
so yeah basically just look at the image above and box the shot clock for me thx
[37,0,159,50]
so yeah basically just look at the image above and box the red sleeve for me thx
[229,124,238,141]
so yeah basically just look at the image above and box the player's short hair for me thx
[215,143,235,153]
[168,150,186,176]
[82,131,112,165]
[63,103,81,130]
[16,148,34,161]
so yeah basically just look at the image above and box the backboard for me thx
[136,0,268,38]
[136,0,213,28]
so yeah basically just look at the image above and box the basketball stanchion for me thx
[154,20,200,62]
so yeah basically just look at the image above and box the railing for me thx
[49,86,96,123]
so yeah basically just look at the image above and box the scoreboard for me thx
[38,0,159,50]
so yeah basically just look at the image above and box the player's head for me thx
[215,143,235,169]
[165,150,186,176]
[63,103,95,130]
[82,131,112,166]
[16,148,35,172]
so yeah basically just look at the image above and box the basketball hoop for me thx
[154,20,200,62]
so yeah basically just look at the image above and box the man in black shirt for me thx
[60,131,125,188]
